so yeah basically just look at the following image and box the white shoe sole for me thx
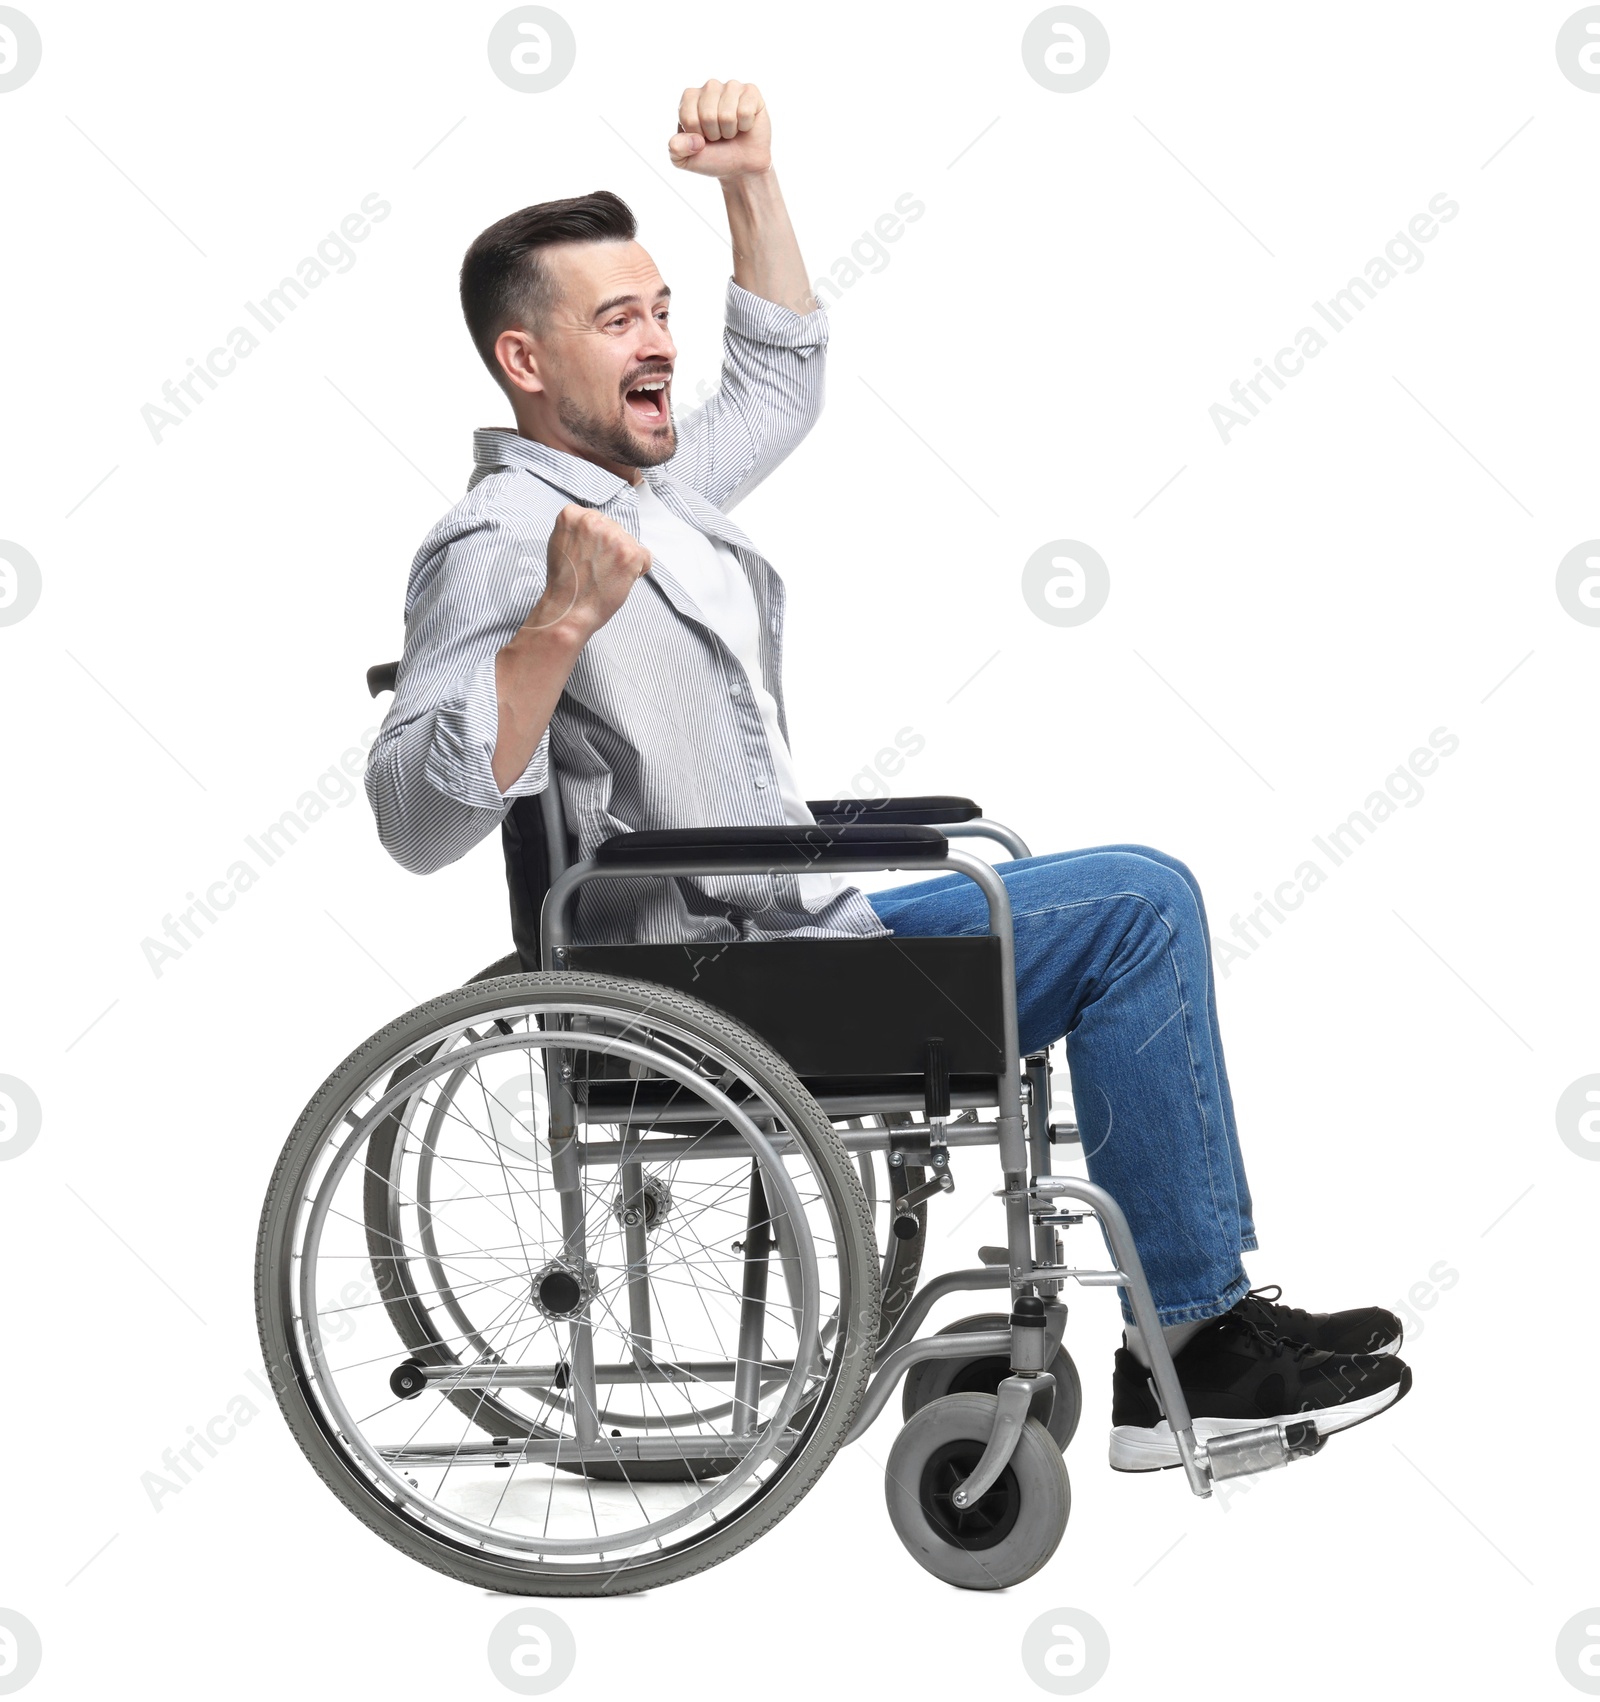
[1108,1377,1408,1473]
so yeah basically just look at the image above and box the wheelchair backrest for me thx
[502,785,570,971]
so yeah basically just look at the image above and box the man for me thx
[367,80,1412,1469]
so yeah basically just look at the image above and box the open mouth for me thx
[624,376,670,425]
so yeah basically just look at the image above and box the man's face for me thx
[525,240,677,474]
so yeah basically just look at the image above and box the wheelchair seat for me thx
[502,795,1007,1112]
[567,934,1005,1110]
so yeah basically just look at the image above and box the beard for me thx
[556,392,676,470]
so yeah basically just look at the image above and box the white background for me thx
[2,2,1597,1697]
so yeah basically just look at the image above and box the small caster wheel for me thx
[900,1315,1082,1450]
[885,1393,1069,1589]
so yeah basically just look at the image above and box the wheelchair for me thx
[253,659,1319,1595]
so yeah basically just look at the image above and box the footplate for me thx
[1203,1420,1326,1482]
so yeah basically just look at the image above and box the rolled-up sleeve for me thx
[365,510,550,875]
[670,278,830,513]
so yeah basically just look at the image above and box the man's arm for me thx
[668,81,814,316]
[666,81,829,511]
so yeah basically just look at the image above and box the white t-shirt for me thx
[631,480,842,909]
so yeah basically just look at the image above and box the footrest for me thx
[1204,1419,1325,1482]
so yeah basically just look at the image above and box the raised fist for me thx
[668,80,772,179]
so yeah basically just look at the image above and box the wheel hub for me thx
[531,1257,599,1320]
[920,1440,1022,1551]
[612,1170,672,1231]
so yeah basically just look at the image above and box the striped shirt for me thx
[365,277,890,947]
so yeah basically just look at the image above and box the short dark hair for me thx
[459,190,637,387]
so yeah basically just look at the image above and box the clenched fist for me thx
[492,505,650,791]
[525,502,651,645]
[668,80,772,179]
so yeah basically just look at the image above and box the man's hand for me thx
[491,505,649,794]
[525,503,651,645]
[668,80,772,179]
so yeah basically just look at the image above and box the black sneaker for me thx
[1109,1313,1412,1472]
[1234,1285,1403,1357]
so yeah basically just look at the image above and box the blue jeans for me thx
[867,846,1257,1326]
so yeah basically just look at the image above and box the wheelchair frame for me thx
[529,783,1230,1508]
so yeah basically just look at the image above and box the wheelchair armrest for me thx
[805,795,982,826]
[367,660,399,698]
[592,822,949,869]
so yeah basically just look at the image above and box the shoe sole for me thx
[1108,1362,1413,1473]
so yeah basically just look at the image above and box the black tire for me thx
[257,970,880,1596]
[900,1314,1082,1450]
[885,1393,1070,1589]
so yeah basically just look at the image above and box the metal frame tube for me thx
[617,1161,653,1368]
[539,783,570,881]
[946,819,1031,860]
[1025,1053,1061,1298]
[576,1121,1004,1165]
[845,1329,1010,1442]
[417,1358,784,1389]
[1032,1175,1209,1496]
[874,1266,1011,1361]
[731,1161,772,1436]
[557,1187,599,1446]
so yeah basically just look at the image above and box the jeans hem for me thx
[1120,1266,1251,1329]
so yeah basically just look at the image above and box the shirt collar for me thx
[470,425,771,597]
[472,427,634,508]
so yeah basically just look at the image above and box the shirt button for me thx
[754,779,769,789]
[730,683,742,696]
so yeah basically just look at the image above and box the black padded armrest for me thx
[367,660,399,698]
[593,822,949,868]
[806,795,982,826]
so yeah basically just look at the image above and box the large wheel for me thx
[901,1314,1082,1450]
[361,957,896,1460]
[885,1393,1070,1589]
[257,970,880,1596]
